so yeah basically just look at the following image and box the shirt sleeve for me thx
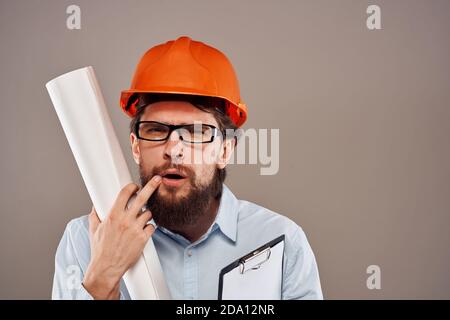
[51,219,94,300]
[51,219,127,300]
[282,227,323,300]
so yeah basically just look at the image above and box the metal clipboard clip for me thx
[238,246,272,274]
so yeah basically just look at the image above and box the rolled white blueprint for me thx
[46,66,171,300]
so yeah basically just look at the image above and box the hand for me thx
[82,175,162,299]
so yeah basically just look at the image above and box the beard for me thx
[139,163,225,231]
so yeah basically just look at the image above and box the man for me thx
[52,36,323,300]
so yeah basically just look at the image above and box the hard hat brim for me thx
[120,89,247,128]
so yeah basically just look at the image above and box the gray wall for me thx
[1,0,449,299]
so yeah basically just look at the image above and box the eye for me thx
[185,125,210,134]
[147,127,164,133]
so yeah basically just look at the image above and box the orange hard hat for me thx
[120,36,247,127]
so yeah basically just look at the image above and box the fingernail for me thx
[154,175,162,182]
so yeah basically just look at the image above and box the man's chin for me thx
[158,183,190,199]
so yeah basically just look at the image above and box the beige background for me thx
[1,0,449,299]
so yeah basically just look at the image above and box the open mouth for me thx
[160,170,188,187]
[163,173,185,180]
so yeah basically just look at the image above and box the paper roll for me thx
[46,66,171,299]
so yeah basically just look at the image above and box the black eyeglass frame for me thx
[134,121,221,144]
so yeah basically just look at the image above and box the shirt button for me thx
[187,250,192,257]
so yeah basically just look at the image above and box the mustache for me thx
[150,163,195,180]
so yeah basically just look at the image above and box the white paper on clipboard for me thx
[46,66,171,300]
[218,235,285,300]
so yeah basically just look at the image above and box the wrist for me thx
[83,261,122,300]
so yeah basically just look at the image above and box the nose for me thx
[163,130,184,163]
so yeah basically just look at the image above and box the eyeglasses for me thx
[135,121,220,144]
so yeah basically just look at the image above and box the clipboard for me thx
[218,235,285,300]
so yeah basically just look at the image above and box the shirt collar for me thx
[213,184,239,243]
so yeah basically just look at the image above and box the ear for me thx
[217,137,236,170]
[130,133,141,165]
